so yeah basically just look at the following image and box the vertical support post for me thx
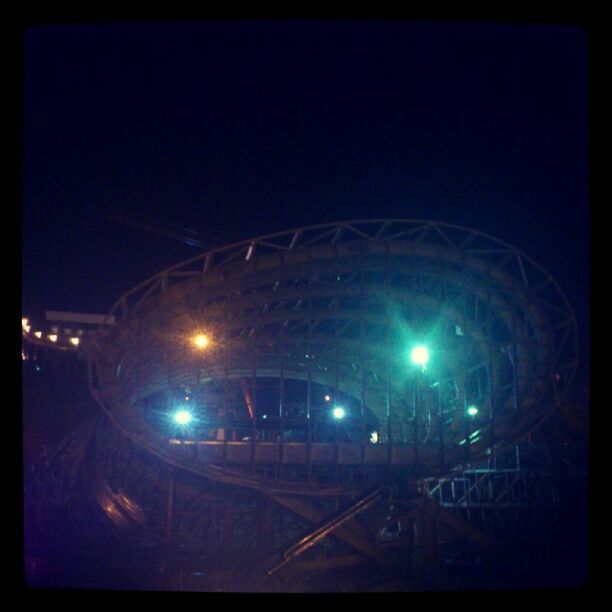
[510,303,521,471]
[510,304,520,414]
[486,289,497,470]
[221,284,230,450]
[251,328,259,473]
[333,247,340,484]
[413,374,419,467]
[277,252,285,478]
[223,497,235,560]
[165,465,175,547]
[256,495,270,554]
[385,318,392,475]
[359,261,367,482]
[306,252,313,482]
[413,503,437,585]
[279,325,285,476]
[423,506,438,567]
[437,380,445,470]
[462,272,471,464]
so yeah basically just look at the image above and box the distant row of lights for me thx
[22,317,81,347]
[23,318,212,350]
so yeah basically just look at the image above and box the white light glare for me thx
[69,337,80,346]
[467,405,479,417]
[411,345,429,367]
[173,410,193,425]
[332,406,346,419]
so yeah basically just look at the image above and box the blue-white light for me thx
[467,405,479,417]
[173,409,193,425]
[332,406,346,419]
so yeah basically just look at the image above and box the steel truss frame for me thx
[24,412,583,589]
[88,220,577,495]
[421,459,561,539]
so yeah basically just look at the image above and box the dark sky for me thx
[22,20,589,356]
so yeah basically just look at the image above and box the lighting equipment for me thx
[411,345,429,367]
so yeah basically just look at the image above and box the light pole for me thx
[410,346,430,467]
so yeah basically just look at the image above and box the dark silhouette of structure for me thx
[22,220,587,591]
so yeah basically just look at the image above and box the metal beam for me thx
[267,488,393,574]
[419,497,496,547]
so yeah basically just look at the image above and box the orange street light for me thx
[192,333,210,349]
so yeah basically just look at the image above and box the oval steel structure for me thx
[88,220,578,495]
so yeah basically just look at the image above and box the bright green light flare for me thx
[410,345,430,366]
[467,405,479,417]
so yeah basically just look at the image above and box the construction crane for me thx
[108,208,223,250]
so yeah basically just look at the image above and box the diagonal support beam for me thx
[266,487,393,574]
[420,497,496,547]
[391,495,497,549]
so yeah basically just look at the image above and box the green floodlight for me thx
[467,405,479,417]
[410,345,430,367]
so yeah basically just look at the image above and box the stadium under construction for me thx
[22,219,588,591]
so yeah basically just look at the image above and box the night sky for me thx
[21,20,590,361]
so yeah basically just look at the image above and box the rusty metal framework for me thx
[422,465,561,538]
[88,219,577,495]
[24,387,583,589]
[25,415,373,571]
[24,219,583,589]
